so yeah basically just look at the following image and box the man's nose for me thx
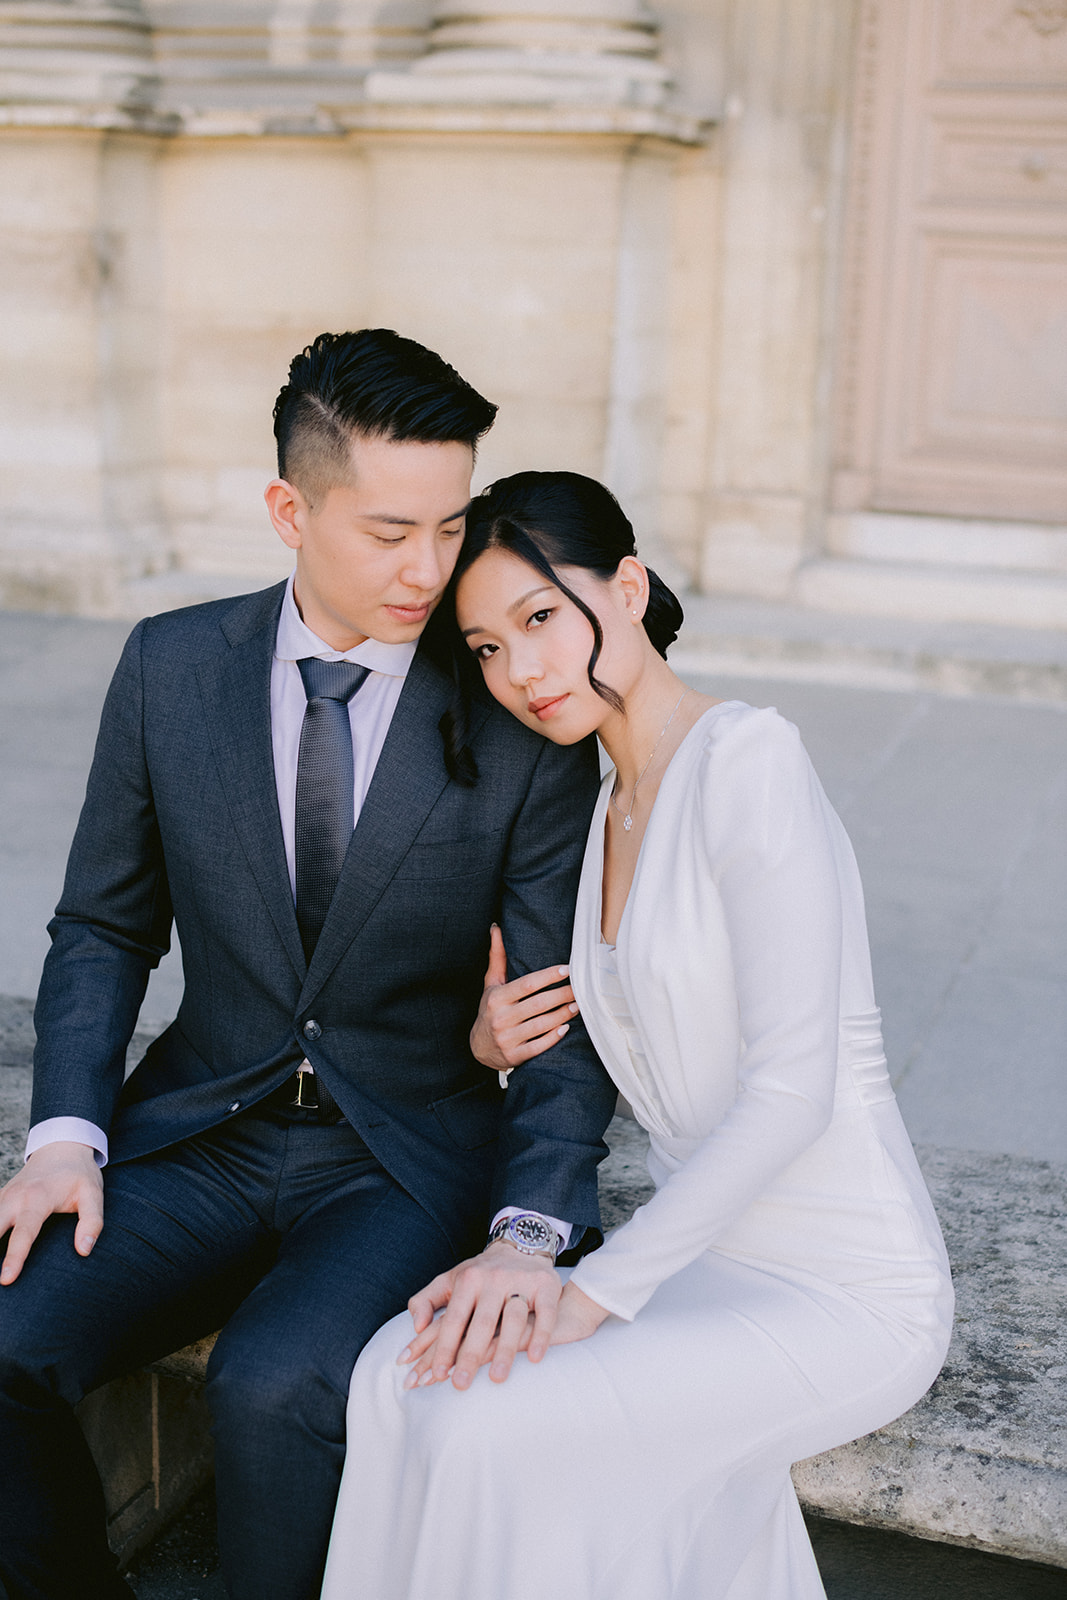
[400,535,446,592]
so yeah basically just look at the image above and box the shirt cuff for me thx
[25,1119,108,1167]
[490,1207,572,1253]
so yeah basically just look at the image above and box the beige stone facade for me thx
[0,0,1064,626]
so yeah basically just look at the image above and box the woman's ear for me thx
[616,556,649,621]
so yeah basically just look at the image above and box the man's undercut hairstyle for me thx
[273,329,498,507]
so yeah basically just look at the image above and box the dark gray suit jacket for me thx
[32,583,616,1254]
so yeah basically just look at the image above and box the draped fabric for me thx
[322,703,953,1600]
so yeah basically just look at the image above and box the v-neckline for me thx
[598,702,741,947]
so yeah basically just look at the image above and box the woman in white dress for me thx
[321,471,954,1600]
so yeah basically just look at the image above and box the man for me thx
[0,330,616,1600]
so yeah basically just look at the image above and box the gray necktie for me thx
[295,657,370,963]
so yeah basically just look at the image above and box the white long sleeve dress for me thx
[321,703,954,1600]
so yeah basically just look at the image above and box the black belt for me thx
[273,1062,345,1123]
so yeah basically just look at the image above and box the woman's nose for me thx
[508,646,543,688]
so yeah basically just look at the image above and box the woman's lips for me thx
[527,694,569,721]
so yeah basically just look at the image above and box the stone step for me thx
[673,592,1067,705]
[3,1009,1064,1571]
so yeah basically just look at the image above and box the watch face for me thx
[510,1214,555,1253]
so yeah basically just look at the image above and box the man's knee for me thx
[205,1323,350,1444]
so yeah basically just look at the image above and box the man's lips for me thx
[527,694,569,721]
[384,601,433,622]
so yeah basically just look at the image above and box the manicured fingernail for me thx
[397,1346,412,1364]
[403,1368,420,1390]
[568,1003,579,1014]
[453,1370,471,1390]
[420,1370,436,1387]
[558,965,569,976]
[557,1024,569,1037]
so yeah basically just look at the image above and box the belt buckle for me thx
[292,1062,319,1111]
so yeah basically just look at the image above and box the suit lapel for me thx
[196,585,307,982]
[298,648,489,1007]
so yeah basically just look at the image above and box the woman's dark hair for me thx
[432,470,684,784]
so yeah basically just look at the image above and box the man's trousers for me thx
[0,1104,465,1600]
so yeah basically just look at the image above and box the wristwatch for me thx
[487,1212,563,1262]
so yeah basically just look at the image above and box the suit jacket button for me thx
[303,1019,322,1041]
[228,1101,241,1113]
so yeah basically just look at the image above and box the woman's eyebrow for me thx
[461,586,555,639]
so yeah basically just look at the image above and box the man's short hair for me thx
[273,329,498,507]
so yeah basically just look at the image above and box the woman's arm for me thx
[570,713,845,1322]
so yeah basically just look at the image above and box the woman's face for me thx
[456,546,632,744]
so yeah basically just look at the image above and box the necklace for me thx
[610,687,690,833]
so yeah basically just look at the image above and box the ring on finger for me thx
[507,1293,530,1308]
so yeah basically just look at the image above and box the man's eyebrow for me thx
[361,502,471,528]
[461,585,555,638]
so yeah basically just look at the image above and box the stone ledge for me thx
[3,1013,1064,1568]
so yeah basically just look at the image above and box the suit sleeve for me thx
[487,733,618,1245]
[31,619,174,1132]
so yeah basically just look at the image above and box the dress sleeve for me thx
[570,712,845,1320]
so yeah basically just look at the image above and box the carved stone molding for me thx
[144,1,429,133]
[1016,2,1067,36]
[0,1,167,130]
[365,0,669,113]
[357,0,712,143]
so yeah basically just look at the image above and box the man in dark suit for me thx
[0,330,616,1600]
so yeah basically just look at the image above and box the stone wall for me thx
[1,0,1063,626]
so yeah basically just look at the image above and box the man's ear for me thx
[265,479,306,551]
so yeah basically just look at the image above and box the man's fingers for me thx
[482,922,508,991]
[407,1269,454,1334]
[73,1184,104,1257]
[488,1294,535,1383]
[0,1217,41,1286]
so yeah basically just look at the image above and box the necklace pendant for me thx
[623,813,633,832]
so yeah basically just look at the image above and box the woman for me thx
[321,472,953,1600]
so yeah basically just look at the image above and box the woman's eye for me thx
[474,643,498,661]
[528,608,553,628]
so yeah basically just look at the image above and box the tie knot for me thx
[298,657,370,705]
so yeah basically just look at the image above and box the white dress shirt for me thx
[27,575,569,1247]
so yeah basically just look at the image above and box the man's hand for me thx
[470,924,579,1075]
[0,1142,103,1286]
[400,1241,562,1390]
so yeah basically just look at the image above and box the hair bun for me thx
[642,567,684,658]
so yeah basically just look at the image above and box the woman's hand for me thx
[547,1281,610,1346]
[470,924,579,1078]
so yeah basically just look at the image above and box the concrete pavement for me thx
[2,604,1064,1163]
[2,601,1066,1597]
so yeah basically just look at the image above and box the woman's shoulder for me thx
[687,699,806,771]
[672,700,817,848]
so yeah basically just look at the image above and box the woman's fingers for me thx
[471,959,578,1072]
[481,922,508,991]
